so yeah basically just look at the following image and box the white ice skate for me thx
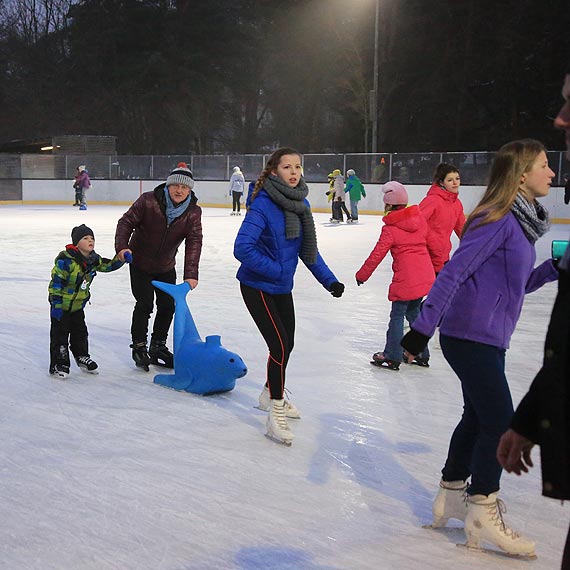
[461,493,536,559]
[257,386,301,419]
[425,479,468,529]
[265,399,294,446]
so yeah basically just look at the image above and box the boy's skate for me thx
[424,479,468,528]
[257,386,301,419]
[149,339,174,368]
[130,341,151,372]
[461,493,536,559]
[409,356,430,367]
[50,345,70,379]
[265,399,294,446]
[371,352,400,371]
[75,355,99,374]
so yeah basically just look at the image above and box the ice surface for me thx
[0,204,568,570]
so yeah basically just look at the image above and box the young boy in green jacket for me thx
[48,224,124,378]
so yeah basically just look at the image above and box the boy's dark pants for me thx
[129,264,176,344]
[50,309,88,367]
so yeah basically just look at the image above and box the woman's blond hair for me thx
[462,139,546,236]
[249,147,301,204]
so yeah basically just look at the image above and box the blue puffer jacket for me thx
[234,189,338,294]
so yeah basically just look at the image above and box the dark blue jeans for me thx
[440,334,513,496]
[384,298,429,362]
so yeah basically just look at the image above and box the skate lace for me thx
[488,498,520,539]
[273,402,289,429]
[76,356,94,366]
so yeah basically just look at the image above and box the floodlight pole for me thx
[371,0,380,154]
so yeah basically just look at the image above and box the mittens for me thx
[329,282,345,298]
[51,307,63,321]
[124,251,133,263]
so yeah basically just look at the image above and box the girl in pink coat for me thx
[419,163,466,274]
[356,181,435,370]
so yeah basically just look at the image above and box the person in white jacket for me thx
[331,169,352,223]
[229,166,245,215]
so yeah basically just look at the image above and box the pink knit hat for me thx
[382,181,408,205]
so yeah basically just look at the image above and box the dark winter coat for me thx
[234,188,337,295]
[355,205,435,301]
[510,264,570,500]
[419,184,465,273]
[48,246,124,313]
[115,185,203,280]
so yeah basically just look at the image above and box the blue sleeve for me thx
[234,208,282,281]
[525,259,558,293]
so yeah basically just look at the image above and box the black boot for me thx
[149,339,174,368]
[130,341,150,371]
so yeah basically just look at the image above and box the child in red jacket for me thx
[356,181,435,370]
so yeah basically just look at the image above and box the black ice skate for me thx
[149,339,174,368]
[75,355,99,374]
[49,363,70,379]
[130,341,151,371]
[409,356,430,367]
[370,352,400,371]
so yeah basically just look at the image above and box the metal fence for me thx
[1,151,568,186]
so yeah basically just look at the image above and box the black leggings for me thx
[232,191,243,212]
[129,264,176,344]
[240,284,295,400]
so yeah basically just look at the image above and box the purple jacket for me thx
[413,211,558,349]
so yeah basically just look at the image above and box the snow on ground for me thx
[0,204,568,570]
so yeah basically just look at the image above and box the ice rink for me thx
[1,203,568,570]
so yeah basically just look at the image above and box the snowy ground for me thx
[0,204,568,570]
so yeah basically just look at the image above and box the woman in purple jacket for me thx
[402,139,558,558]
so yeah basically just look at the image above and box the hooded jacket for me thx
[419,183,465,272]
[356,205,435,301]
[115,184,203,280]
[344,175,366,202]
[48,246,124,313]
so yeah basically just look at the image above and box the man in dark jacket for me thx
[497,67,570,569]
[115,162,203,371]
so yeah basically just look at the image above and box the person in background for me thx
[234,147,345,446]
[344,169,366,222]
[356,181,434,370]
[497,68,570,570]
[115,162,203,371]
[331,168,352,223]
[326,170,336,221]
[401,139,558,558]
[74,165,91,208]
[229,165,245,215]
[49,224,124,378]
[419,163,465,274]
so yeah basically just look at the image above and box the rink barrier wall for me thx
[1,179,569,222]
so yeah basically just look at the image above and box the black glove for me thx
[401,328,430,356]
[329,282,345,298]
[356,278,364,286]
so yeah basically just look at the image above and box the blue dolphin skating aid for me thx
[551,240,569,260]
[150,281,247,395]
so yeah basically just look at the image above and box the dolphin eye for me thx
[229,358,235,363]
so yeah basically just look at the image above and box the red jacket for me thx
[115,185,203,280]
[356,206,435,301]
[419,184,465,273]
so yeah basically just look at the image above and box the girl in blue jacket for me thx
[234,147,345,446]
[402,139,558,557]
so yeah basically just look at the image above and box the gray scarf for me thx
[263,174,318,265]
[511,193,550,244]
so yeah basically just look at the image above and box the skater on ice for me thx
[115,162,203,372]
[496,67,570,570]
[233,147,345,446]
[48,224,125,378]
[330,168,352,223]
[344,169,366,222]
[228,165,245,215]
[73,165,91,209]
[419,162,465,275]
[355,181,434,370]
[401,139,559,558]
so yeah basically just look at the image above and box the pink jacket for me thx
[419,184,465,273]
[356,206,435,301]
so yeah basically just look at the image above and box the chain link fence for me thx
[1,151,568,186]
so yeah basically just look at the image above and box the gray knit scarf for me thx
[263,174,318,265]
[511,192,550,244]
